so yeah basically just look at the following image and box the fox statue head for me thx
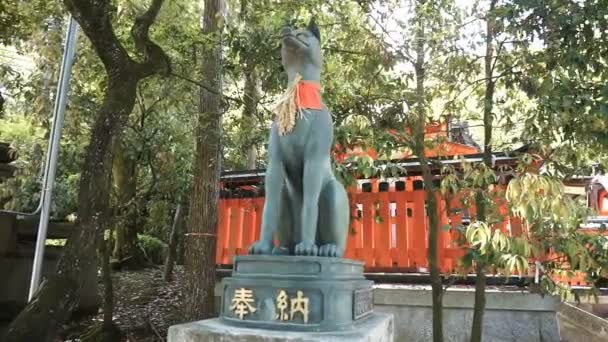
[280,18,323,83]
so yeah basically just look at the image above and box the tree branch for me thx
[324,47,375,56]
[131,0,171,78]
[172,72,233,100]
[177,68,271,120]
[491,37,508,75]
[63,0,133,71]
[354,1,415,64]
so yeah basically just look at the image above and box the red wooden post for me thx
[374,190,391,267]
[599,190,608,215]
[253,197,264,241]
[391,191,408,267]
[351,192,365,262]
[240,198,256,255]
[345,194,358,259]
[216,199,230,264]
[361,192,375,268]
[227,199,244,263]
[436,193,448,272]
[446,195,464,272]
[405,191,415,268]
[411,189,427,269]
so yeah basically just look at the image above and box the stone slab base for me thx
[374,285,560,342]
[558,302,608,342]
[167,313,394,342]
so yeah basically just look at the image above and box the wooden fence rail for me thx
[215,178,605,287]
[216,178,526,274]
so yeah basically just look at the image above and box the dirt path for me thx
[61,266,186,342]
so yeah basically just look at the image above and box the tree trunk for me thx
[164,201,184,282]
[2,1,169,340]
[100,228,114,329]
[412,2,444,341]
[112,139,145,269]
[246,144,257,169]
[183,0,224,321]
[470,264,486,342]
[4,72,138,342]
[242,64,260,170]
[177,227,186,265]
[238,0,259,170]
[470,2,497,341]
[111,140,144,269]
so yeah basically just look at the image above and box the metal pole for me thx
[28,15,79,301]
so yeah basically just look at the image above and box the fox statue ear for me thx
[307,17,321,42]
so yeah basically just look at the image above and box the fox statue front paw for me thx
[294,240,318,256]
[249,240,273,255]
[318,244,341,257]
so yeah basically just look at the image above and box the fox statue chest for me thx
[275,107,334,178]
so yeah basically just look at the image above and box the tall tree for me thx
[409,2,445,340]
[509,0,608,169]
[111,139,142,268]
[241,63,261,169]
[183,0,225,320]
[2,0,170,340]
[470,2,497,340]
[379,1,465,340]
[164,199,185,281]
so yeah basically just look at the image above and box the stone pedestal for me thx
[220,255,373,332]
[168,255,392,341]
[168,313,394,342]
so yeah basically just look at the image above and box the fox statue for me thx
[249,18,350,257]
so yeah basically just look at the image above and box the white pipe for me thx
[28,15,79,301]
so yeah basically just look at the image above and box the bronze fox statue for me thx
[249,19,349,257]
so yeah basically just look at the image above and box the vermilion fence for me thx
[215,177,524,274]
[215,177,607,287]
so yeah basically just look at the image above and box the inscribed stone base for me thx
[220,255,373,331]
[167,312,394,342]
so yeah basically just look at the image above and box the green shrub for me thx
[137,233,168,265]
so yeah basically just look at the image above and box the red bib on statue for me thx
[296,81,323,110]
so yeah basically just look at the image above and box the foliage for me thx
[137,234,168,265]
[441,161,532,277]
[1,0,608,340]
[1,0,197,227]
[506,169,608,299]
[220,0,393,170]
[445,155,607,301]
[462,221,531,275]
[504,0,608,171]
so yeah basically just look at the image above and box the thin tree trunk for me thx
[242,65,260,170]
[412,2,443,341]
[177,229,186,265]
[470,2,497,341]
[111,140,143,269]
[183,0,224,321]
[239,0,258,170]
[164,201,184,282]
[100,228,114,329]
[4,72,138,342]
[246,145,257,169]
[2,1,169,340]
